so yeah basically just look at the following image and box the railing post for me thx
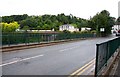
[105,42,109,66]
[38,33,40,44]
[95,44,99,77]
[8,33,10,46]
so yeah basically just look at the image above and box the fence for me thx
[2,32,95,46]
[95,37,120,76]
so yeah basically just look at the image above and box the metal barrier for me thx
[95,37,120,76]
[2,32,95,46]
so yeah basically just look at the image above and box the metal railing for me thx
[95,37,120,76]
[2,32,95,46]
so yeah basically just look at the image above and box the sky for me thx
[0,0,120,19]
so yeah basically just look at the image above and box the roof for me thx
[60,24,78,28]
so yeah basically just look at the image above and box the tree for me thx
[88,20,95,30]
[2,14,28,23]
[42,24,51,30]
[116,17,120,25]
[36,26,41,30]
[22,26,30,30]
[20,17,38,29]
[1,11,115,33]
[1,22,20,32]
[91,10,115,36]
[2,16,14,23]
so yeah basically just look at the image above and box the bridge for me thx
[1,33,120,77]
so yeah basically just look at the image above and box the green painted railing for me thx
[2,32,95,46]
[95,37,120,76]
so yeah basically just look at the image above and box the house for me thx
[16,29,54,32]
[111,25,120,33]
[81,27,91,31]
[112,25,120,31]
[59,24,79,32]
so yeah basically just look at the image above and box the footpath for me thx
[111,38,120,77]
[115,59,120,76]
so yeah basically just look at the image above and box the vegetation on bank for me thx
[1,10,119,36]
[0,22,19,32]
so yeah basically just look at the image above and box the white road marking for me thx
[0,54,44,67]
[59,46,79,52]
[60,48,70,52]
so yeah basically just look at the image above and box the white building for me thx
[59,24,79,32]
[112,25,120,31]
[111,25,120,33]
[81,27,91,31]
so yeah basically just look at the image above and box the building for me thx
[59,24,79,32]
[111,25,120,33]
[81,27,91,31]
[112,25,120,31]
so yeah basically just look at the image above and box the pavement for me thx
[115,59,120,76]
[113,48,120,77]
[1,36,117,75]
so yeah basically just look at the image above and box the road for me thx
[2,35,116,75]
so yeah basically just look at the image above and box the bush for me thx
[91,30,97,33]
[62,30,71,33]
[80,30,90,33]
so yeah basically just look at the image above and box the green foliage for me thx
[2,13,88,31]
[42,24,51,30]
[116,17,120,25]
[71,24,77,28]
[2,14,28,23]
[62,30,71,33]
[91,30,97,33]
[90,10,115,36]
[20,17,38,29]
[80,30,90,33]
[22,26,29,30]
[1,10,115,35]
[1,22,20,32]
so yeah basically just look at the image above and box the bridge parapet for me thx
[95,37,120,77]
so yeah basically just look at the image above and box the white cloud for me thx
[0,0,119,19]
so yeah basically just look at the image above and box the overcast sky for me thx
[0,0,119,19]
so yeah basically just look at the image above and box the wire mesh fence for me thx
[2,32,95,46]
